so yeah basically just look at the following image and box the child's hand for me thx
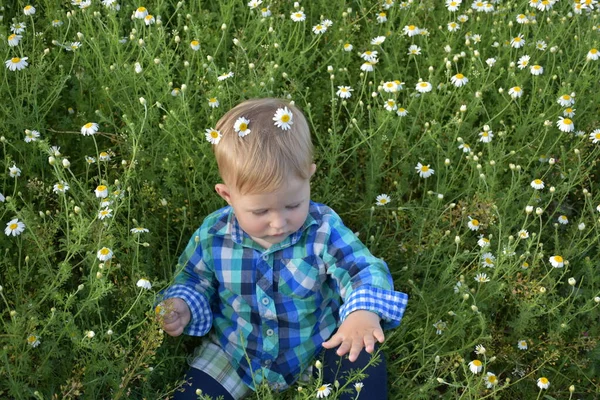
[156,298,191,337]
[321,310,384,362]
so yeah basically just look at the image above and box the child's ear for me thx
[309,163,317,178]
[215,183,233,205]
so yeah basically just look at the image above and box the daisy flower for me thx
[24,5,36,15]
[558,215,568,224]
[403,25,420,36]
[475,344,486,354]
[479,130,493,143]
[53,182,70,194]
[261,7,271,17]
[131,227,149,234]
[247,0,262,8]
[517,339,528,350]
[469,359,483,373]
[26,334,40,347]
[144,15,155,25]
[447,21,460,31]
[486,57,496,67]
[481,253,495,268]
[384,99,397,111]
[477,236,490,247]
[360,50,378,62]
[99,152,111,161]
[415,162,434,178]
[204,128,222,144]
[316,384,331,398]
[557,93,575,106]
[273,107,293,130]
[508,86,523,99]
[134,7,148,19]
[217,71,234,81]
[510,34,525,48]
[433,320,447,334]
[458,143,471,153]
[81,122,99,136]
[530,64,543,75]
[396,108,408,117]
[485,372,498,388]
[354,382,364,393]
[207,97,219,108]
[407,44,421,55]
[549,255,564,268]
[5,57,29,71]
[134,62,143,73]
[375,194,391,206]
[5,219,25,236]
[589,129,600,143]
[24,129,40,143]
[95,185,108,198]
[371,36,386,45]
[467,217,480,231]
[537,377,550,389]
[517,55,530,69]
[415,81,432,93]
[190,40,200,51]
[336,86,353,98]
[377,12,387,23]
[86,156,96,164]
[8,34,22,47]
[171,88,181,97]
[556,117,574,132]
[136,278,152,289]
[518,229,529,239]
[516,13,529,23]
[97,247,113,261]
[447,0,461,11]
[11,23,26,34]
[563,108,575,117]
[587,48,599,61]
[451,73,468,87]
[343,43,353,52]
[9,165,21,178]
[98,208,113,220]
[312,24,327,34]
[530,179,544,189]
[360,61,376,72]
[234,117,251,137]
[85,330,95,339]
[290,11,306,22]
[474,272,490,283]
[382,81,399,93]
[383,0,395,9]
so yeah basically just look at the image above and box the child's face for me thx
[215,164,316,248]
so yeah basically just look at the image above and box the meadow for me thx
[1,0,600,398]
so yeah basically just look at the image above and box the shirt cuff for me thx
[339,286,408,330]
[162,284,213,336]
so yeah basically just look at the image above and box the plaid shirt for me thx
[163,201,408,392]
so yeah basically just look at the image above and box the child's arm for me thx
[159,228,217,337]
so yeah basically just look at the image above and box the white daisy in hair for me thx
[273,107,293,130]
[234,117,251,137]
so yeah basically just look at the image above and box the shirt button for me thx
[263,359,272,367]
[261,297,270,305]
[266,329,274,336]
[262,255,268,261]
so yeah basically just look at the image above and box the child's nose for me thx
[270,213,286,229]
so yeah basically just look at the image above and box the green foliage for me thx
[0,0,599,399]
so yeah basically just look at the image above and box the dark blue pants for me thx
[173,346,387,400]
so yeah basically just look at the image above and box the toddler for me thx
[158,98,408,399]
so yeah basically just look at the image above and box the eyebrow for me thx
[248,199,305,212]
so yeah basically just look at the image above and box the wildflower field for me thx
[1,0,600,398]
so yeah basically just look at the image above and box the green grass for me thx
[1,0,599,398]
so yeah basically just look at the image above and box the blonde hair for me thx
[214,98,313,194]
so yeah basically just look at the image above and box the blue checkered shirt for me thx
[162,201,408,391]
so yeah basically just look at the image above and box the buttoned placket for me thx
[256,249,279,370]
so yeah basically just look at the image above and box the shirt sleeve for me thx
[161,228,217,336]
[321,210,409,329]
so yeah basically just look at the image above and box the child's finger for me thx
[373,327,385,343]
[322,333,344,349]
[363,334,376,354]
[347,338,364,362]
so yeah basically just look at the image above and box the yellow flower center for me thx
[318,385,328,392]
[100,248,110,255]
[100,152,108,157]
[553,256,563,262]
[562,95,571,100]
[421,165,429,172]
[191,40,199,46]
[239,123,248,131]
[595,133,600,139]
[387,101,395,106]
[9,34,16,40]
[344,43,351,48]
[513,87,521,92]
[455,73,464,79]
[137,7,146,12]
[408,25,416,30]
[472,360,482,366]
[25,6,32,10]
[281,114,290,123]
[145,15,153,20]
[472,220,479,225]
[9,223,18,230]
[488,375,497,383]
[540,377,548,384]
[316,25,322,30]
[591,49,598,54]
[97,185,107,191]
[534,179,542,185]
[514,37,521,42]
[210,130,219,139]
[398,108,406,112]
[533,65,541,69]
[11,57,21,63]
[27,335,36,343]
[84,122,94,129]
[485,258,492,264]
[419,82,428,87]
[563,118,572,125]
[523,262,529,267]
[294,12,302,18]
[379,12,386,17]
